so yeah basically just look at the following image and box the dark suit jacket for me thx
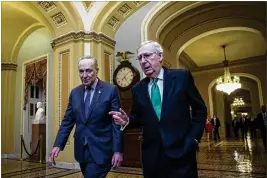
[53,80,123,165]
[211,118,221,129]
[256,112,266,131]
[129,68,207,171]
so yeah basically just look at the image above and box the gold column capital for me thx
[1,63,18,71]
[51,31,116,50]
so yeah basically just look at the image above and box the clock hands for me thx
[122,75,129,84]
[122,71,132,84]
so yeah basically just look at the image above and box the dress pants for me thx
[144,145,198,178]
[79,144,111,178]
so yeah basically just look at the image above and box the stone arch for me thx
[208,73,264,117]
[11,23,46,63]
[175,25,265,61]
[141,1,209,41]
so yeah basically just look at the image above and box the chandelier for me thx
[216,45,241,95]
[232,97,245,107]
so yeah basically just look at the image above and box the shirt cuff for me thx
[194,139,199,145]
[120,119,129,131]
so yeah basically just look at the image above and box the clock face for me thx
[115,67,134,88]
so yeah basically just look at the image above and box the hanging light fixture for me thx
[216,45,241,95]
[232,97,245,107]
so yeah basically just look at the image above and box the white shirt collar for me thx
[150,68,164,82]
[85,78,98,90]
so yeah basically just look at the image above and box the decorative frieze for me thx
[51,31,116,49]
[107,16,120,30]
[118,4,132,17]
[51,12,67,27]
[132,1,144,7]
[37,1,56,12]
[1,63,17,71]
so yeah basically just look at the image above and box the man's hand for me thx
[50,147,61,165]
[111,152,123,169]
[109,108,129,127]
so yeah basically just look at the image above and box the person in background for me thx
[232,117,239,138]
[205,118,213,141]
[248,115,256,138]
[240,114,248,139]
[256,105,267,152]
[211,115,221,141]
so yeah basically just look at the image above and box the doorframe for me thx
[21,54,50,160]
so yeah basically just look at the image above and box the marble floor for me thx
[2,137,267,178]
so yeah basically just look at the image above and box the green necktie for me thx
[151,78,161,120]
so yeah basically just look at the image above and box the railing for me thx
[20,135,43,163]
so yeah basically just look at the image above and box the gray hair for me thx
[137,40,163,55]
[78,55,98,69]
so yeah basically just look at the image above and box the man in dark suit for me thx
[211,115,221,141]
[240,115,248,139]
[50,56,123,178]
[256,105,267,151]
[109,41,207,178]
[232,117,239,138]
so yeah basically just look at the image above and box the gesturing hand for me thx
[109,108,129,127]
[50,147,61,165]
[111,152,123,169]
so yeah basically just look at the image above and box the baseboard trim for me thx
[1,154,20,159]
[52,161,80,170]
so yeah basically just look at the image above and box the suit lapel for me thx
[141,77,160,122]
[85,80,103,123]
[161,68,175,121]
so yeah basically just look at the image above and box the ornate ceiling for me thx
[145,1,266,70]
[2,1,266,69]
[82,1,93,11]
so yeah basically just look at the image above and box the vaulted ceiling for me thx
[1,1,83,63]
[147,1,267,70]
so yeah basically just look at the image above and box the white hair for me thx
[78,55,98,69]
[137,40,163,55]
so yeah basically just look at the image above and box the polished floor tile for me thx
[2,137,266,177]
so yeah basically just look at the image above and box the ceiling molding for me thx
[191,55,266,74]
[118,4,132,17]
[179,51,198,70]
[132,1,144,7]
[91,1,148,38]
[51,12,67,27]
[162,60,171,69]
[37,1,57,12]
[161,1,266,49]
[51,30,116,49]
[107,16,120,30]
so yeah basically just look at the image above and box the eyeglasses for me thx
[136,52,156,61]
